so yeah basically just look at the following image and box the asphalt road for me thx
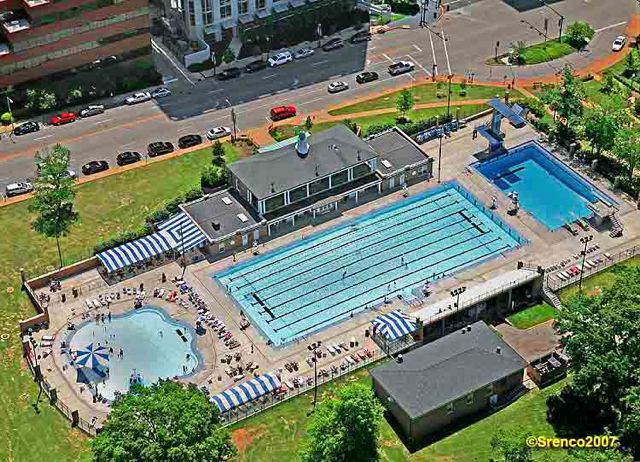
[0,0,635,191]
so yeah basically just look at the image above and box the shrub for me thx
[565,21,594,48]
[519,97,546,118]
[0,112,12,125]
[94,224,153,253]
[201,165,226,189]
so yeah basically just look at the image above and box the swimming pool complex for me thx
[215,182,523,346]
[67,307,200,400]
[474,142,615,230]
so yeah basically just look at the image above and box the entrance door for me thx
[400,174,406,186]
[242,234,248,247]
[253,229,260,241]
[388,177,395,189]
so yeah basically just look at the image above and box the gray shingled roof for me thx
[370,321,526,418]
[366,128,430,175]
[228,125,378,200]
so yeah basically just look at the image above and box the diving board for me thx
[475,124,503,152]
[487,98,526,128]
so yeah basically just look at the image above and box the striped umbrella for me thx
[74,343,110,369]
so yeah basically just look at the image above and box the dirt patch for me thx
[586,287,603,297]
[232,425,267,454]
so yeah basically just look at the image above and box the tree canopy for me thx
[490,428,533,462]
[396,88,415,121]
[301,383,384,462]
[613,127,640,179]
[542,66,584,139]
[551,266,640,457]
[29,144,78,267]
[92,380,235,462]
[565,21,595,47]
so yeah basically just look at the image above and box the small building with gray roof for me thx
[370,321,526,443]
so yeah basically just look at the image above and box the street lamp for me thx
[578,235,593,292]
[436,74,454,183]
[539,0,564,42]
[450,286,467,311]
[309,340,322,411]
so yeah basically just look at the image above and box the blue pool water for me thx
[474,142,614,230]
[67,307,200,400]
[215,182,523,346]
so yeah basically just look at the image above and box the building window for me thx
[485,385,493,397]
[466,393,474,405]
[257,0,266,8]
[446,402,454,415]
[240,0,249,14]
[201,0,213,24]
[219,244,225,252]
[220,0,232,18]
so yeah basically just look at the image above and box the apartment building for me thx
[0,0,151,87]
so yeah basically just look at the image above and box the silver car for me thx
[328,81,349,93]
[294,48,315,60]
[5,181,33,197]
[206,126,232,140]
[79,105,105,117]
[151,87,172,98]
[125,92,151,105]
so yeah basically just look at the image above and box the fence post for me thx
[71,410,79,428]
[49,387,58,405]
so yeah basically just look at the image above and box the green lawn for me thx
[271,104,489,141]
[518,39,577,65]
[507,303,557,329]
[0,143,240,462]
[232,365,568,462]
[329,83,518,116]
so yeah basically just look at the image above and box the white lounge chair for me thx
[92,299,101,309]
[85,299,93,309]
[42,335,54,342]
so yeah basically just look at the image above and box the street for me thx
[0,0,635,191]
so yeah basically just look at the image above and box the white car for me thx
[151,87,172,98]
[268,51,293,67]
[206,126,232,140]
[65,169,77,180]
[79,105,105,117]
[294,48,315,60]
[5,181,33,197]
[328,81,349,93]
[388,61,415,76]
[612,35,627,51]
[125,92,151,105]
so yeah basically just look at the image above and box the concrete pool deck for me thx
[31,116,640,425]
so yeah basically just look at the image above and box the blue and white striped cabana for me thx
[97,212,208,272]
[211,372,281,413]
[372,310,417,340]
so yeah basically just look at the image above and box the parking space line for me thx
[382,53,392,62]
[94,119,112,125]
[312,59,329,67]
[441,26,452,76]
[428,31,438,76]
[262,74,278,79]
[413,44,423,53]
[208,88,224,94]
[33,135,52,141]
[595,21,627,33]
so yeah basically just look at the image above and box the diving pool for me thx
[67,307,200,400]
[215,182,523,346]
[474,141,615,230]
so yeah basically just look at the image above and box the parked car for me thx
[217,67,242,80]
[270,105,297,121]
[13,121,39,136]
[245,59,267,73]
[5,181,33,197]
[328,81,349,93]
[125,92,151,105]
[388,60,415,76]
[116,151,141,166]
[79,105,105,118]
[81,160,109,175]
[322,38,344,51]
[49,112,77,125]
[206,126,232,140]
[612,35,627,51]
[268,51,293,67]
[178,134,203,149]
[356,71,379,84]
[294,48,315,60]
[350,30,371,43]
[147,141,175,157]
[65,169,77,179]
[151,87,172,98]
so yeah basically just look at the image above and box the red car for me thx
[49,112,77,126]
[270,105,297,121]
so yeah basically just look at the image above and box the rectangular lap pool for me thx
[215,182,523,346]
[474,141,615,230]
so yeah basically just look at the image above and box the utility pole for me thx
[436,74,453,183]
[540,0,564,42]
[309,340,322,413]
[578,235,593,292]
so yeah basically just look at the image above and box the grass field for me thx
[270,104,488,141]
[328,83,517,116]
[507,303,557,329]
[559,256,640,302]
[517,39,577,65]
[0,143,239,462]
[232,365,568,462]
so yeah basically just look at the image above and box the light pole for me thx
[179,221,187,279]
[266,36,271,60]
[436,74,453,184]
[309,340,322,412]
[450,286,467,312]
[540,0,564,42]
[578,235,593,292]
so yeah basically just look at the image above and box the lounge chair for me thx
[563,223,579,236]
[559,271,571,280]
[85,299,93,309]
[92,299,101,309]
[327,345,336,354]
[556,272,567,281]
[42,335,54,342]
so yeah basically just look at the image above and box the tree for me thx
[211,141,226,167]
[301,383,384,462]
[565,448,634,462]
[92,380,235,462]
[551,267,640,457]
[342,118,359,135]
[542,66,584,139]
[67,87,83,103]
[29,145,78,268]
[613,127,640,179]
[565,21,595,47]
[490,428,533,462]
[222,48,236,65]
[512,40,527,65]
[396,88,415,122]
[25,88,57,111]
[625,49,640,78]
[583,108,618,154]
[304,115,314,132]
[201,165,226,189]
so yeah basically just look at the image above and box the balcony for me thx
[22,0,50,7]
